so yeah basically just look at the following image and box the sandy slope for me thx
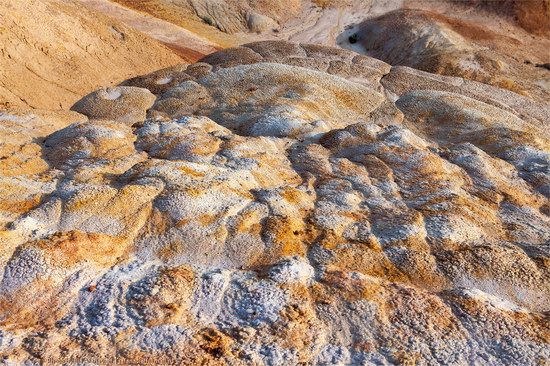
[0,0,182,110]
[77,0,220,61]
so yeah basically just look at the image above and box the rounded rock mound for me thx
[71,86,156,125]
[151,62,385,138]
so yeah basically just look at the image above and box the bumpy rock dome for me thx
[0,41,549,365]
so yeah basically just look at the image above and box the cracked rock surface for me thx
[0,41,549,365]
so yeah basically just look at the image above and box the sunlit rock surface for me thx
[0,41,549,365]
[341,7,550,103]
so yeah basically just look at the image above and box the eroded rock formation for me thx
[342,6,550,103]
[112,0,302,34]
[0,41,549,364]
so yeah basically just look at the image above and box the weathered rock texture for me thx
[0,41,549,365]
[0,0,182,111]
[113,0,302,34]
[342,6,550,103]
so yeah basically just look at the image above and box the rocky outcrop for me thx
[113,0,302,34]
[0,41,549,364]
[71,87,157,125]
[341,8,550,103]
[0,0,182,111]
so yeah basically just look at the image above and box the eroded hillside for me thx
[0,0,182,110]
[98,0,550,102]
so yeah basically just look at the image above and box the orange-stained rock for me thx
[0,41,549,364]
